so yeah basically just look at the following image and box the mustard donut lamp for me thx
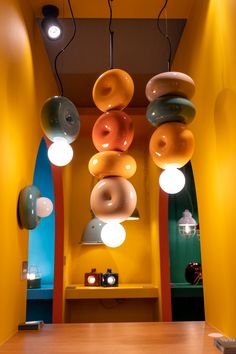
[92,69,134,112]
[41,96,80,143]
[90,177,137,223]
[18,185,53,230]
[149,122,195,169]
[89,151,137,179]
[92,110,134,152]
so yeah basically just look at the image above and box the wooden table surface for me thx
[0,321,222,354]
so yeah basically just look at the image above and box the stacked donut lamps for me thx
[145,72,196,194]
[40,96,80,166]
[89,68,137,246]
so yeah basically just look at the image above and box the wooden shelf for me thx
[65,283,159,299]
[27,284,53,300]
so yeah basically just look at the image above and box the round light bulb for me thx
[48,138,73,166]
[27,273,36,280]
[87,275,96,285]
[101,223,126,248]
[107,275,116,285]
[159,167,185,194]
[48,25,61,39]
[36,197,53,218]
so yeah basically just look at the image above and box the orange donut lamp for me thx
[149,122,195,169]
[92,111,134,152]
[89,151,137,179]
[90,176,137,223]
[92,69,134,112]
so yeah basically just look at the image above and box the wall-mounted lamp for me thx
[178,209,197,237]
[80,217,106,245]
[84,268,102,286]
[101,269,118,287]
[41,5,62,40]
[41,96,80,166]
[18,185,53,230]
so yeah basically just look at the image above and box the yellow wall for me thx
[173,0,236,337]
[63,108,162,320]
[0,0,57,345]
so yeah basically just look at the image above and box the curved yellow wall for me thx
[173,0,236,337]
[0,0,57,345]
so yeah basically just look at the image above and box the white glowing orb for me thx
[48,138,73,166]
[101,223,126,248]
[36,197,53,218]
[87,275,96,285]
[159,167,185,194]
[107,275,116,285]
[48,25,61,39]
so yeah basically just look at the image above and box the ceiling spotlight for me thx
[41,5,62,40]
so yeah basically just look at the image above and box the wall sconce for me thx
[27,265,41,289]
[41,5,62,40]
[101,269,118,287]
[80,217,106,245]
[18,185,53,230]
[178,209,197,237]
[41,96,80,166]
[84,268,102,286]
[145,2,196,194]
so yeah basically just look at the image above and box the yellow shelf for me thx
[65,283,159,299]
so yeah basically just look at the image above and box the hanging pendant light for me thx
[178,209,197,237]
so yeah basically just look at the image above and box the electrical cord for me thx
[54,0,77,96]
[157,0,172,71]
[108,0,114,69]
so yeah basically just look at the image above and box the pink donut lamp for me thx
[90,176,137,223]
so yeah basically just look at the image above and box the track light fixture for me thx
[41,5,62,40]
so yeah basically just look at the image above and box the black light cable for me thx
[157,0,172,71]
[54,0,77,96]
[108,0,114,69]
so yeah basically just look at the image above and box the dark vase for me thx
[185,262,202,285]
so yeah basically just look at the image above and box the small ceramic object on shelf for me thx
[90,176,137,223]
[145,71,195,102]
[84,268,102,286]
[185,262,202,285]
[149,122,195,169]
[89,151,137,179]
[92,69,134,112]
[92,110,134,152]
[41,96,80,143]
[146,96,196,127]
[101,269,118,287]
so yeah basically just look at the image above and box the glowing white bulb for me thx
[159,167,185,194]
[48,25,61,39]
[107,275,116,285]
[48,138,73,166]
[87,275,96,285]
[36,197,53,218]
[27,273,36,280]
[101,223,126,248]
